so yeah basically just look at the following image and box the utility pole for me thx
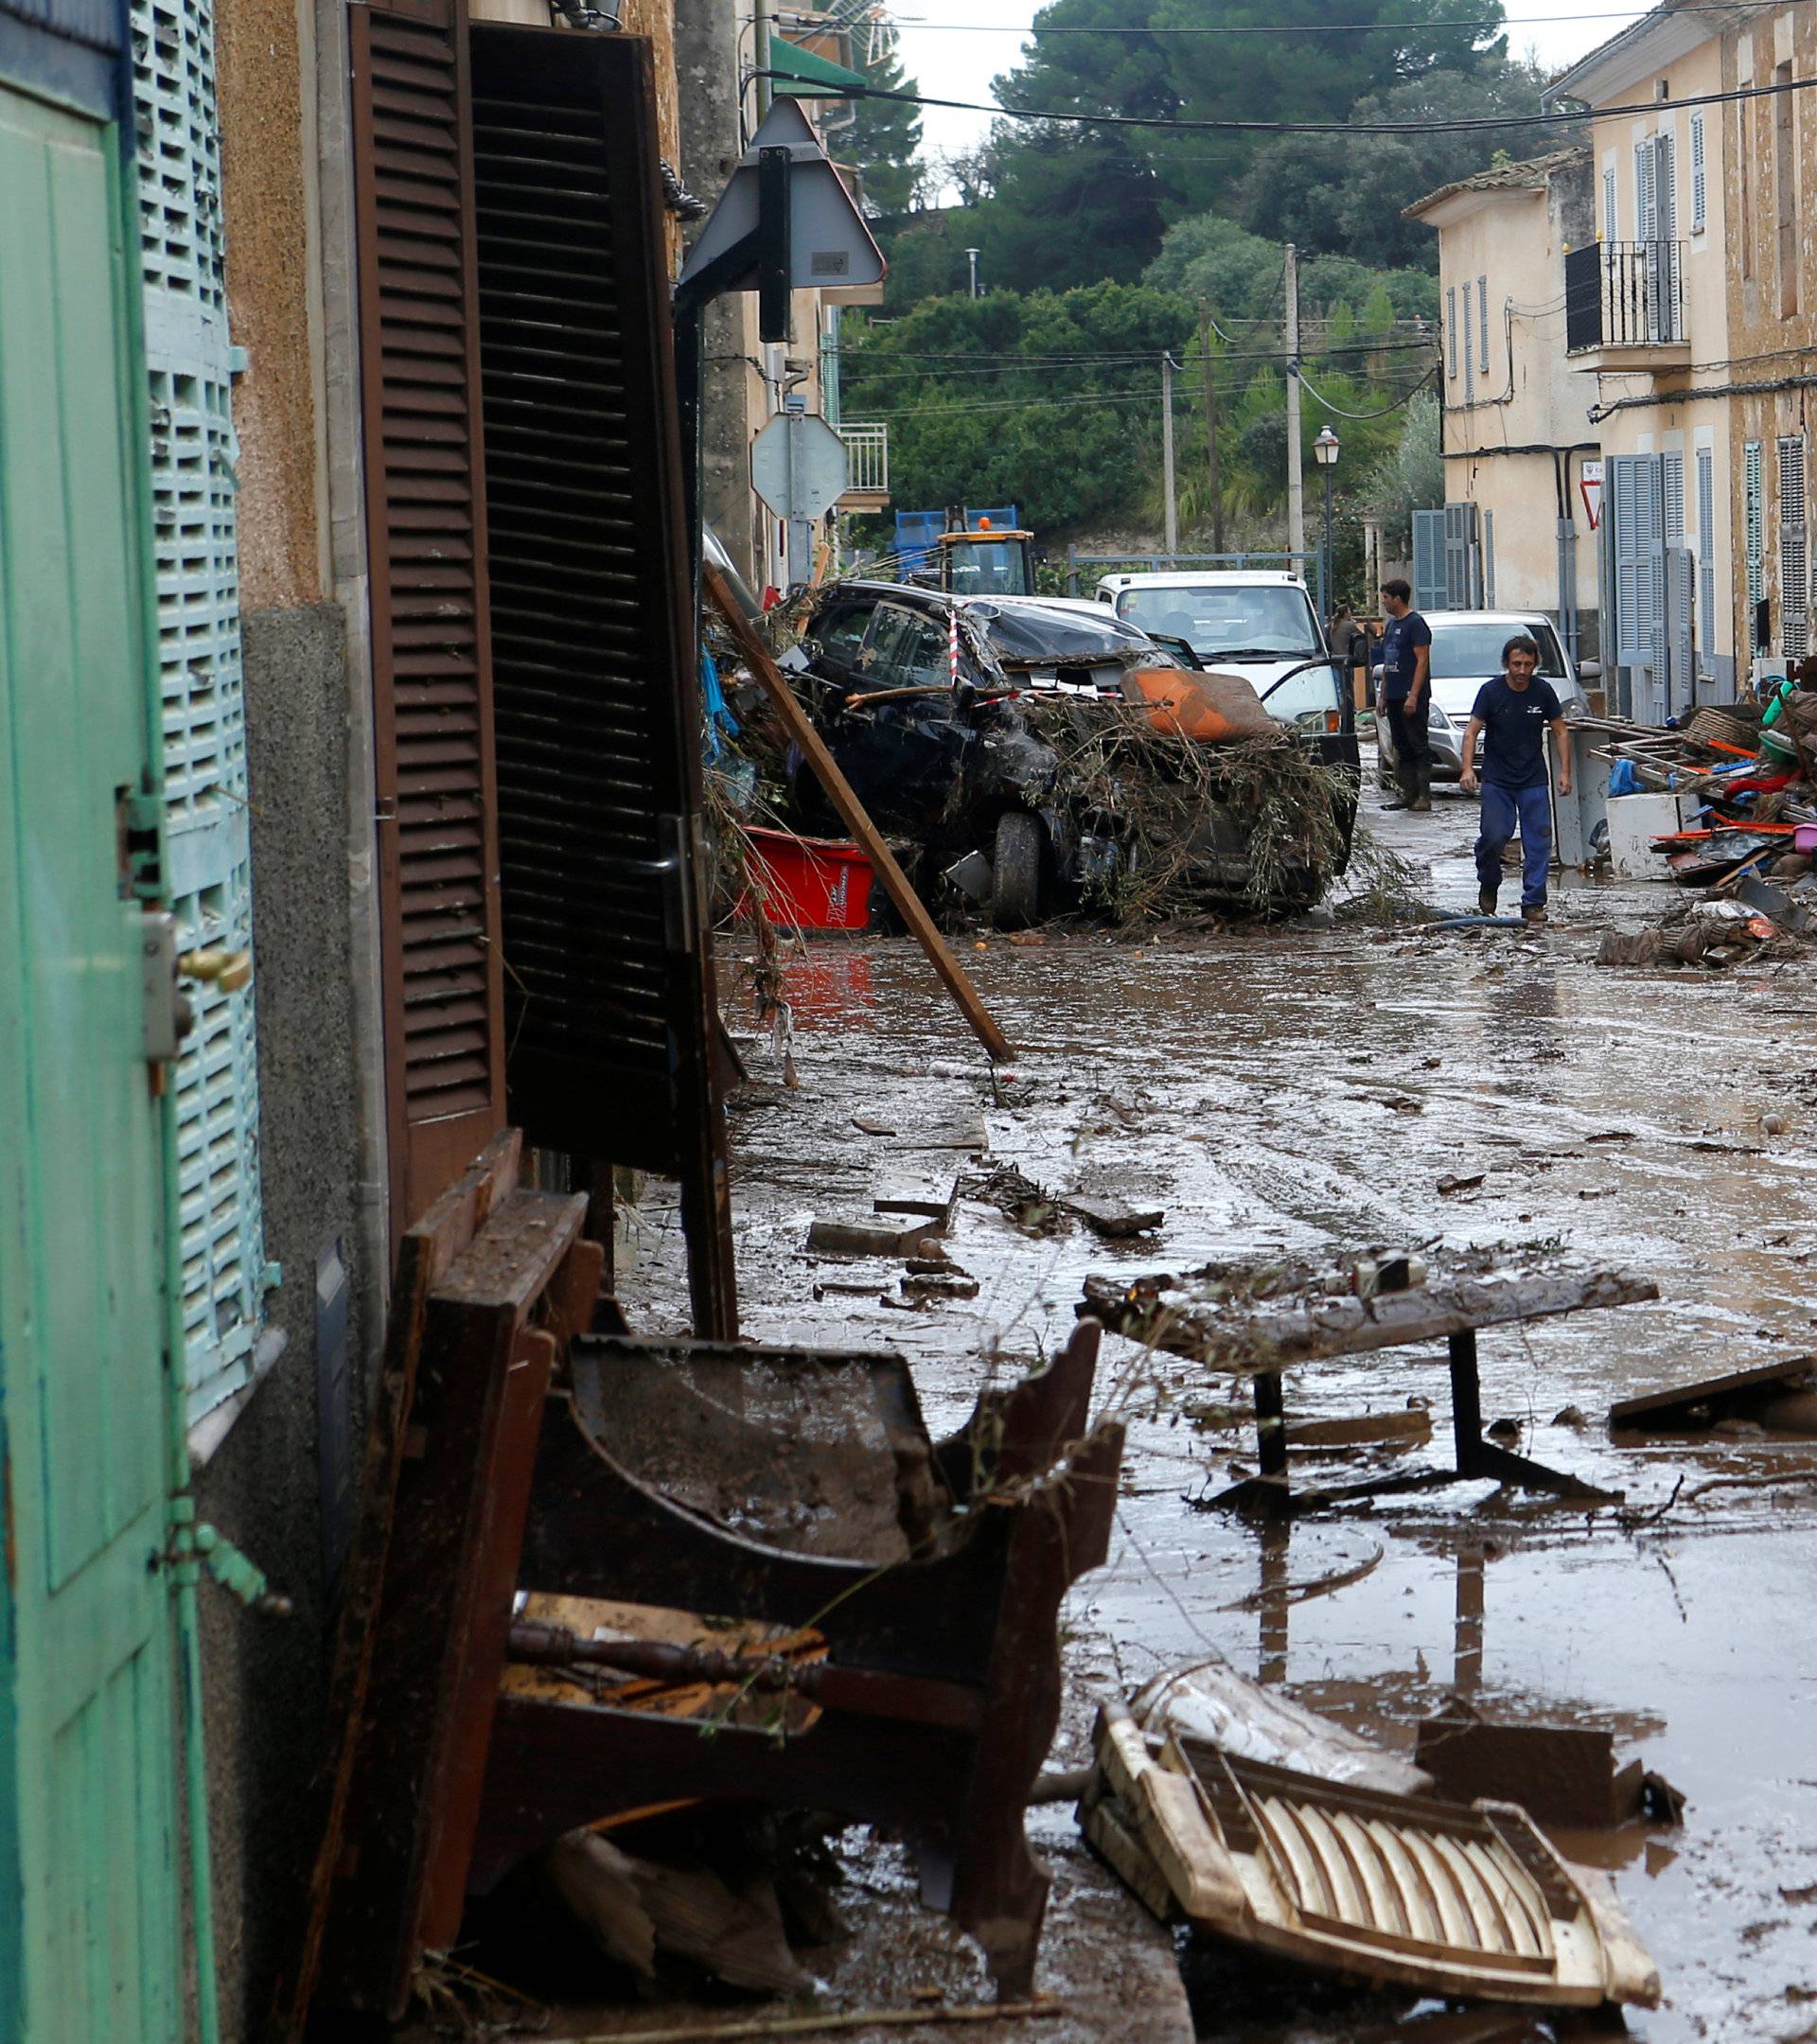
[1161,352,1178,558]
[1284,241,1304,567]
[754,0,773,116]
[1198,298,1225,556]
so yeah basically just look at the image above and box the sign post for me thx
[750,412,849,588]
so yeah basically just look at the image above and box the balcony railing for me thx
[1565,239,1685,354]
[837,420,889,501]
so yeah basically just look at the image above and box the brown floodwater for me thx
[620,782,1817,2042]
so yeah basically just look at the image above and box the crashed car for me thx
[788,580,1360,925]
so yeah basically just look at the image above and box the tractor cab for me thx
[934,521,1035,598]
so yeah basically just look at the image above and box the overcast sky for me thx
[890,4,1629,172]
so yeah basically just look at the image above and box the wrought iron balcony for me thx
[1565,239,1687,358]
[837,420,889,508]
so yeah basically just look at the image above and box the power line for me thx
[881,3,1802,35]
[1298,363,1439,417]
[755,63,1817,138]
[854,371,1439,417]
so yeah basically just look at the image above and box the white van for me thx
[1094,570,1338,723]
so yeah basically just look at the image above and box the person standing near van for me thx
[1377,580,1432,811]
[1459,633,1572,926]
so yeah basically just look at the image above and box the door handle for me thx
[178,946,253,993]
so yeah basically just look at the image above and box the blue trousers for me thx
[1475,780,1552,907]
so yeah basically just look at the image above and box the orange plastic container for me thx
[745,827,874,931]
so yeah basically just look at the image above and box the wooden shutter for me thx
[467,22,736,1335]
[350,0,507,1239]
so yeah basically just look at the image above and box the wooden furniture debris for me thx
[475,1320,1124,1999]
[1085,1701,1661,2009]
[705,563,1014,1065]
[275,1131,604,2032]
[1082,1262,1658,1512]
[1610,1353,1817,1434]
[1415,1717,1643,1829]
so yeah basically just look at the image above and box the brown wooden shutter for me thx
[468,23,736,1334]
[349,0,508,1239]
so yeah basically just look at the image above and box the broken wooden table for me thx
[1081,1265,1660,1512]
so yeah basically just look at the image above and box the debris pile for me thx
[1013,696,1357,920]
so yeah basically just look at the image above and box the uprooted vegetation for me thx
[1010,696,1358,921]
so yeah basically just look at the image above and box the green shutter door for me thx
[0,80,187,2044]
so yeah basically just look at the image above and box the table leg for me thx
[1448,1330,1483,1475]
[1255,1370,1288,1478]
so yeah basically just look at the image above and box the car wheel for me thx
[991,811,1043,929]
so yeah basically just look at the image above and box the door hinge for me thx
[160,1496,293,1617]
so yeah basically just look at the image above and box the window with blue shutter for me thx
[1478,275,1490,375]
[1462,280,1473,403]
[1446,287,1457,377]
[1603,166,1617,240]
[1746,439,1765,607]
[1690,112,1706,232]
[1696,447,1716,656]
[1778,434,1808,655]
[132,0,269,1422]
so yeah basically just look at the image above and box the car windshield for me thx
[1115,583,1321,660]
[1428,623,1567,679]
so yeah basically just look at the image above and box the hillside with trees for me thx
[832,0,1562,562]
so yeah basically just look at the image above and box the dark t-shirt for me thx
[1470,674,1563,788]
[1379,610,1431,701]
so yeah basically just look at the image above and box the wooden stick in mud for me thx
[705,565,1014,1065]
[564,2000,1063,2043]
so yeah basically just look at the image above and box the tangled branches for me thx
[1013,697,1357,923]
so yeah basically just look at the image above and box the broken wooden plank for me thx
[1060,1195,1165,1239]
[1414,1717,1643,1829]
[1609,1353,1816,1430]
[1081,1267,1659,1373]
[706,565,1013,1065]
[808,1217,937,1258]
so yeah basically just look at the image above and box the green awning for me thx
[769,35,870,97]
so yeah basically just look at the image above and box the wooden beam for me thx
[705,566,1014,1065]
[1080,1268,1659,1373]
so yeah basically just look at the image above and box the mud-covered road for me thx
[622,774,1817,2042]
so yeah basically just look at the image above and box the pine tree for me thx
[843,44,924,220]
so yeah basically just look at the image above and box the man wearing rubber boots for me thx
[1458,634,1572,927]
[1377,580,1432,811]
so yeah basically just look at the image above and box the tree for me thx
[981,0,1515,226]
[843,42,925,220]
[1236,62,1562,270]
[1364,388,1443,552]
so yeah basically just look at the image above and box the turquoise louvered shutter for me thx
[132,0,270,1423]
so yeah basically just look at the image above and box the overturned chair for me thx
[476,1322,1125,1999]
[290,1134,1125,2027]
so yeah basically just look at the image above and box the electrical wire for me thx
[753,63,1817,138]
[1297,363,1440,416]
[879,2,1802,33]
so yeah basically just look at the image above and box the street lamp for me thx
[965,247,980,299]
[1313,425,1339,623]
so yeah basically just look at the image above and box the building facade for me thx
[1553,6,1740,716]
[1405,150,1603,662]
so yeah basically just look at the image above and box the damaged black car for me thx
[785,581,1361,926]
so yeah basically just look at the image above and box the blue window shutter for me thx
[1413,509,1447,611]
[132,0,269,1423]
[1697,447,1717,657]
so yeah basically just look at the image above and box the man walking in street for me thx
[1458,633,1572,927]
[1377,580,1432,811]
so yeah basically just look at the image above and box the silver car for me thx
[1376,611,1585,787]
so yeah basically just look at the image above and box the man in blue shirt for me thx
[1458,634,1573,926]
[1376,579,1433,811]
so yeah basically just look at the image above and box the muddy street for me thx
[622,776,1817,2043]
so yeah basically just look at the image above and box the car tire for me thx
[991,811,1043,929]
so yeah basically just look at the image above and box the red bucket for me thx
[744,828,874,931]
